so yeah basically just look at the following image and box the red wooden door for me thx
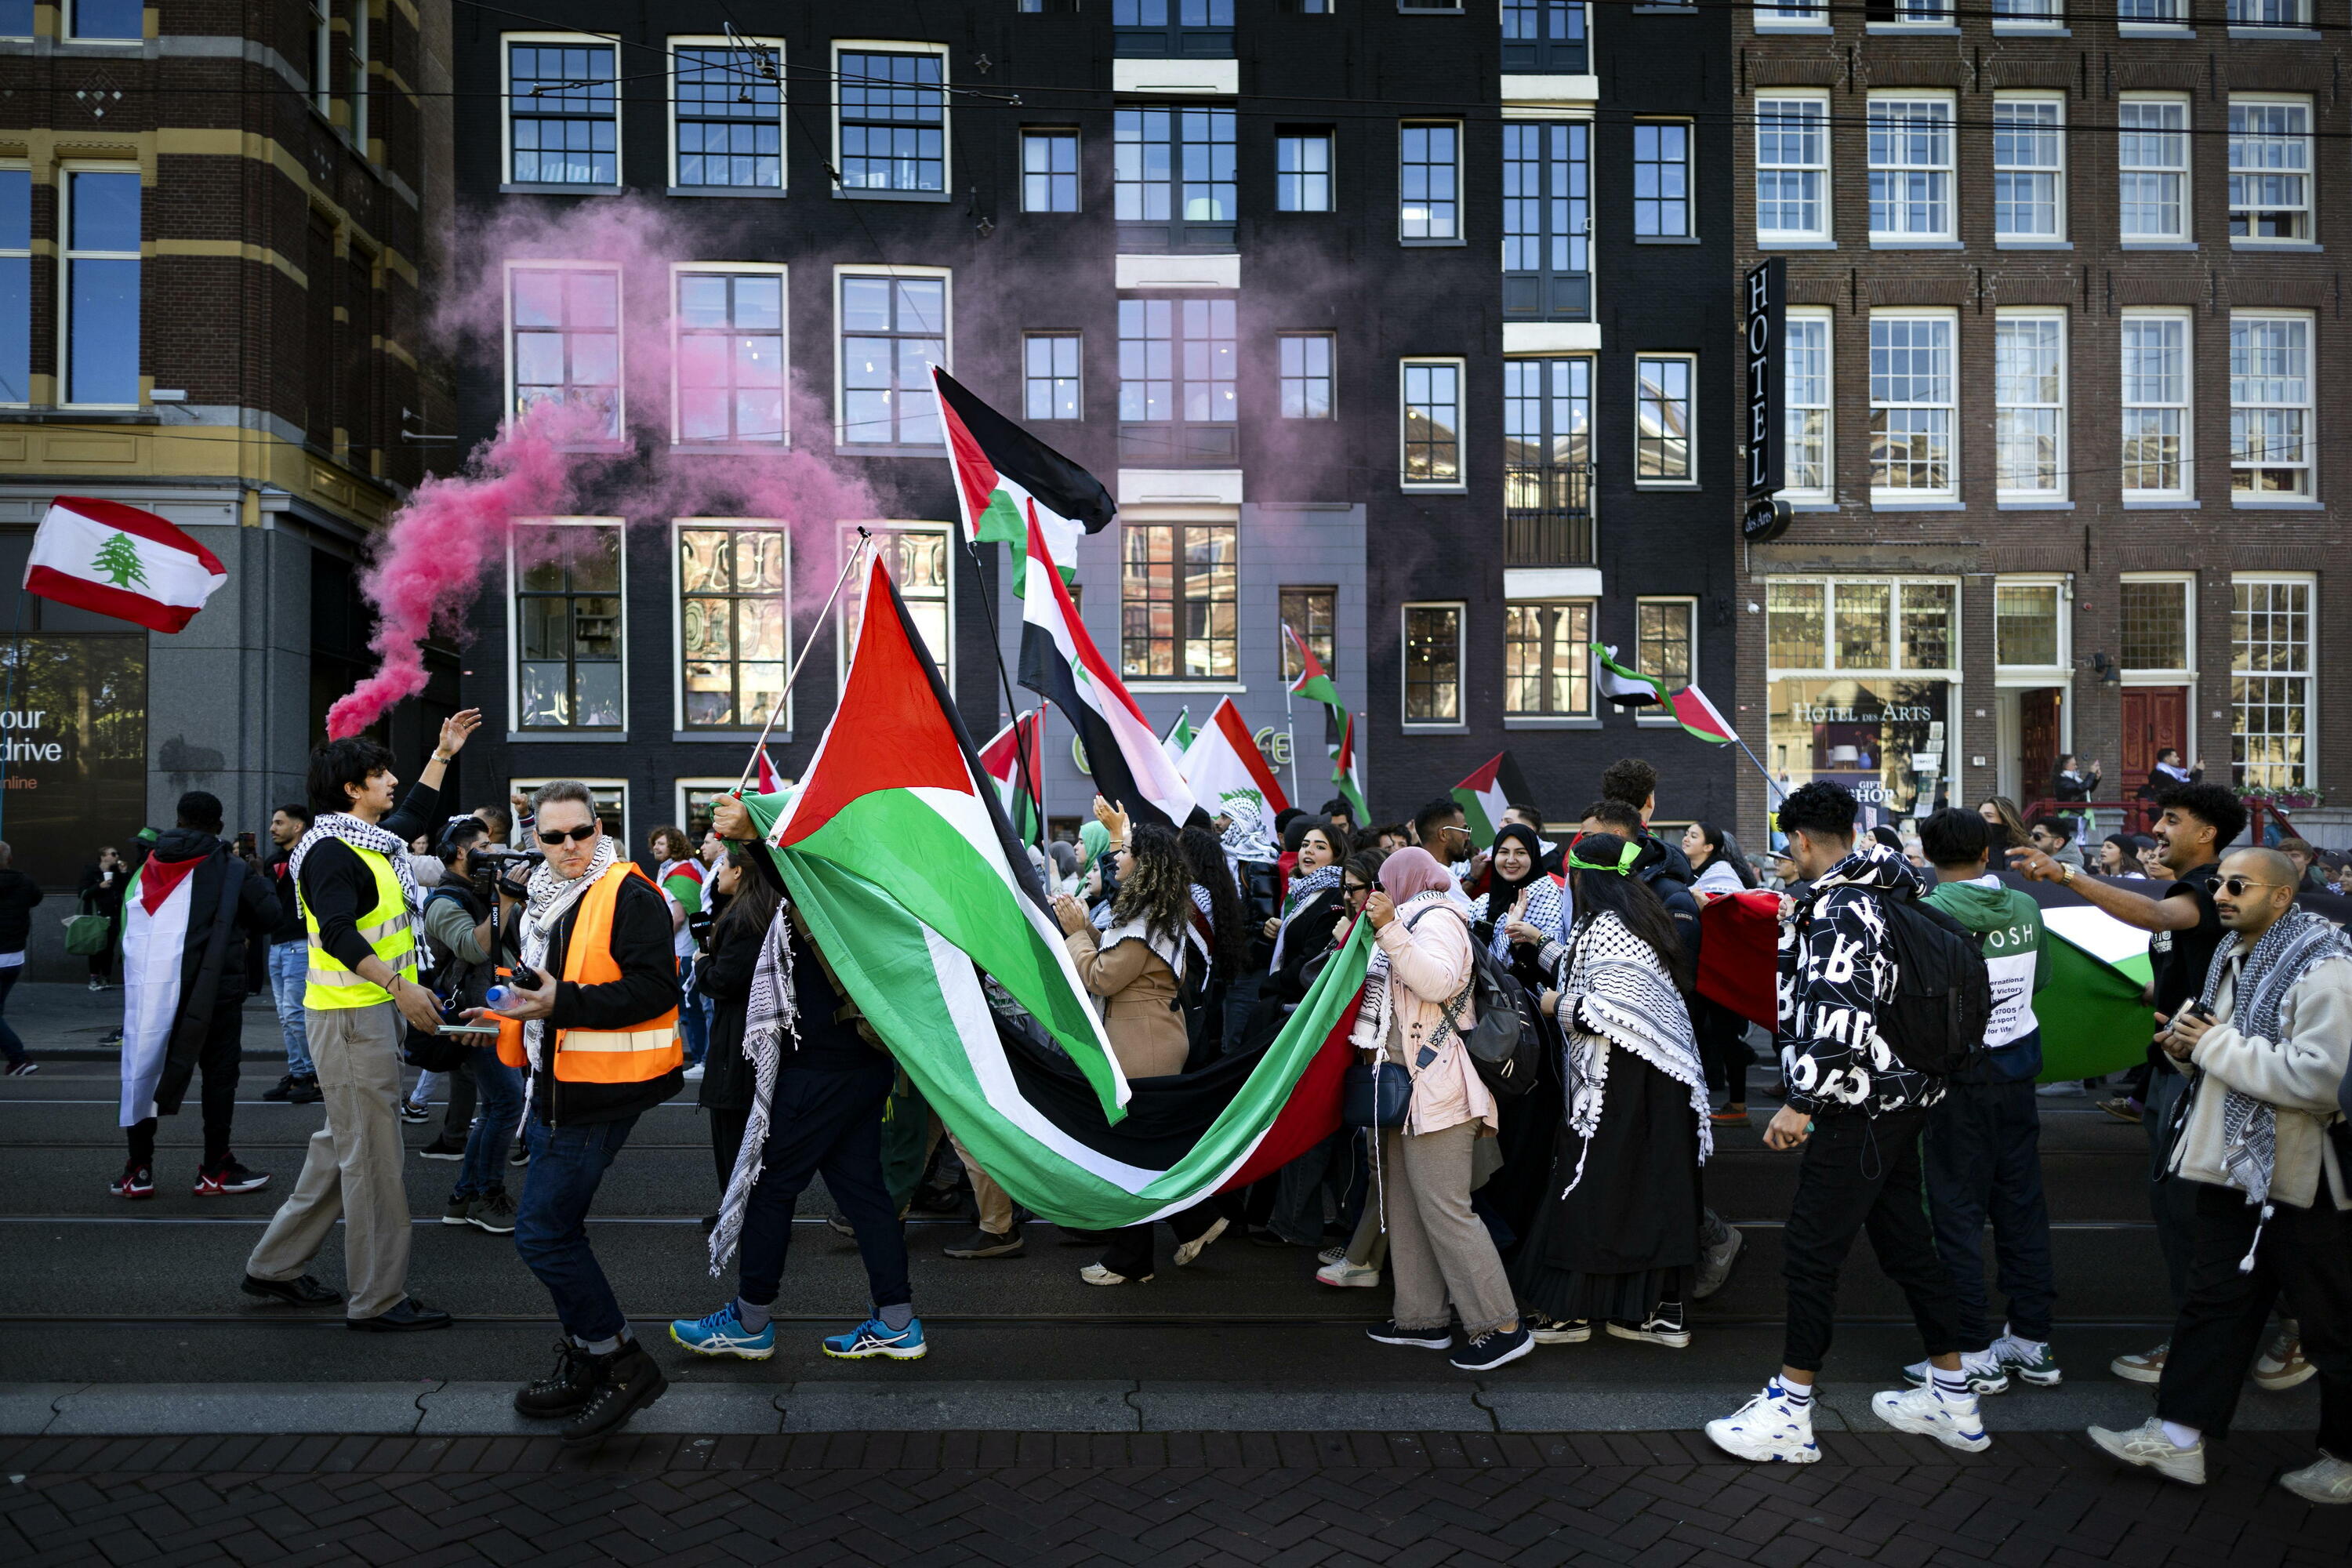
[2020,688,2060,808]
[2120,686,2188,828]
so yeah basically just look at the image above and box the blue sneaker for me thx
[668,1303,775,1361]
[822,1315,927,1361]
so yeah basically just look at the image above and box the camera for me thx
[470,846,544,902]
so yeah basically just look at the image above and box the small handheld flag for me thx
[1451,752,1537,850]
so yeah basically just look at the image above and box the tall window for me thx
[1280,587,1338,679]
[1022,129,1080,212]
[1635,356,1695,484]
[2122,312,2190,498]
[1868,96,1955,241]
[1755,94,1829,243]
[1403,604,1463,725]
[1504,358,1593,566]
[1866,0,1955,20]
[1025,332,1082,421]
[1400,360,1462,487]
[1278,332,1334,419]
[1994,313,2065,499]
[2119,97,2190,242]
[515,525,624,730]
[0,165,28,405]
[2231,576,2314,789]
[2230,314,2310,497]
[1115,107,1236,250]
[678,524,788,729]
[507,41,619,186]
[1757,0,1829,23]
[840,274,946,448]
[839,49,946,195]
[1399,123,1461,242]
[1112,0,1235,58]
[2120,578,2191,672]
[1991,0,2062,23]
[1502,1,1588,73]
[350,2,371,147]
[840,527,953,681]
[61,169,140,408]
[1503,122,1588,318]
[2228,0,2311,24]
[510,267,621,437]
[673,42,783,189]
[2228,98,2311,242]
[1784,310,1832,501]
[1993,97,2063,240]
[1276,130,1334,213]
[307,3,332,113]
[1504,602,1592,717]
[1118,297,1237,463]
[1994,580,2063,668]
[1633,123,1692,238]
[674,270,784,445]
[67,0,140,39]
[1121,522,1236,681]
[2119,0,2188,20]
[1636,598,1696,689]
[1869,312,1955,499]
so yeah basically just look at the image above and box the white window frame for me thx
[1867,93,1955,244]
[506,517,630,735]
[58,162,142,411]
[1764,576,1965,679]
[1633,596,1699,726]
[1502,600,1596,724]
[499,31,625,190]
[2118,0,2190,30]
[1993,308,2067,503]
[1399,357,1466,492]
[0,157,30,408]
[1020,127,1080,214]
[676,779,747,837]
[2121,308,2193,501]
[1278,331,1337,421]
[672,517,793,734]
[511,779,631,844]
[1992,93,2065,242]
[1634,353,1698,488]
[1397,120,1463,245]
[1401,601,1467,731]
[2118,571,2198,684]
[1755,0,1830,27]
[668,34,787,193]
[503,259,626,445]
[669,261,788,448]
[2229,310,2313,500]
[832,39,952,201]
[2118,94,2190,244]
[1783,307,1834,504]
[837,521,956,692]
[1867,309,1958,503]
[2229,572,2318,790]
[1755,92,1831,245]
[2227,95,2314,245]
[1867,0,1956,27]
[1023,330,1083,423]
[1992,573,2072,684]
[833,263,952,452]
[2228,0,2313,30]
[1990,0,2064,30]
[1276,128,1335,214]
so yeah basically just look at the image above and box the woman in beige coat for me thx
[1054,811,1229,1284]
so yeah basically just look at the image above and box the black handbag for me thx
[1342,1058,1410,1129]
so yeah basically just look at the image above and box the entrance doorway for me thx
[2121,685,2189,826]
[1994,688,2064,809]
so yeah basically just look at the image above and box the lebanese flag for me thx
[1330,710,1369,823]
[978,710,1047,844]
[1452,752,1536,850]
[935,366,1114,594]
[28,496,227,633]
[1016,510,1199,829]
[119,854,205,1126]
[1180,698,1288,851]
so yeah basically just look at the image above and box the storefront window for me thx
[1766,576,1958,822]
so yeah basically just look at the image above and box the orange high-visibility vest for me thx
[495,862,682,1083]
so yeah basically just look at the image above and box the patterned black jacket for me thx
[1777,842,1945,1118]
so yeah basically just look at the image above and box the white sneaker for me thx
[2034,1082,2087,1098]
[681,1062,705,1082]
[1171,1215,1229,1267]
[1079,1262,1150,1285]
[1314,1259,1381,1289]
[1872,1386,1990,1453]
[1989,1328,2063,1388]
[1704,1383,1820,1465]
[1528,1317,1591,1345]
[2088,1418,2206,1485]
[1900,1348,2008,1395]
[2278,1453,2352,1504]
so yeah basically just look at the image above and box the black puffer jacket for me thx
[0,868,42,954]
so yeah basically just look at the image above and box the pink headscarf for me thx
[1378,845,1456,904]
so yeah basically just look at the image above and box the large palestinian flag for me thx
[935,366,1114,593]
[118,854,204,1126]
[1453,752,1537,850]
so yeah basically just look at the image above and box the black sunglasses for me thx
[2201,874,2281,898]
[536,823,598,845]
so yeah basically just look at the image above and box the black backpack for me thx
[1406,905,1540,1098]
[1860,887,1993,1078]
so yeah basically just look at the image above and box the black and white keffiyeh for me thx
[1272,864,1344,967]
[1486,874,1568,964]
[709,905,803,1274]
[1220,815,1277,866]
[514,833,621,1070]
[288,811,430,960]
[1552,911,1712,1195]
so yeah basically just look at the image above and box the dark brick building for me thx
[1734,0,2344,846]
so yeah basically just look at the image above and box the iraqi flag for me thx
[1452,752,1537,850]
[978,710,1047,844]
[935,366,1114,593]
[1180,697,1287,850]
[1330,710,1369,824]
[119,853,205,1126]
[27,496,227,633]
[1016,510,1199,829]
[768,557,1128,1117]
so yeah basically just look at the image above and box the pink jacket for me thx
[1350,895,1497,1135]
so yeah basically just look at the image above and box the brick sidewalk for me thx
[2,1429,2345,1566]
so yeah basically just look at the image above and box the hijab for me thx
[1378,845,1456,905]
[1483,823,1546,923]
[1078,820,1112,877]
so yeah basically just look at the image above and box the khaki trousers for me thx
[1381,1120,1516,1338]
[949,1129,1016,1235]
[246,1000,413,1319]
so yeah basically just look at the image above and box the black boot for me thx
[288,1076,323,1105]
[260,1075,297,1102]
[560,1341,669,1448]
[514,1340,601,1419]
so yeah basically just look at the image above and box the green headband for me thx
[1566,836,1642,877]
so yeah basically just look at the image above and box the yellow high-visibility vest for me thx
[303,843,417,1010]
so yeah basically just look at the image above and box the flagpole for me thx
[733,527,871,796]
[959,537,1045,848]
[1281,674,1300,808]
[0,588,20,838]
[1731,735,1788,803]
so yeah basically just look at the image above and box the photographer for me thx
[423,817,526,1234]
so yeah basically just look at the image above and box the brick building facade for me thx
[1734,1,2343,845]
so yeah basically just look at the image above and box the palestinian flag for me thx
[1330,710,1369,824]
[768,557,1127,1116]
[935,366,1114,594]
[1180,697,1287,849]
[1667,684,1740,746]
[754,746,784,796]
[1160,706,1194,769]
[1592,642,1667,710]
[1016,510,1199,829]
[118,853,205,1126]
[1452,752,1537,850]
[978,710,1047,845]
[1284,626,1345,749]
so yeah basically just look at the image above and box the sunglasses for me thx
[2201,874,2281,898]
[1344,882,1370,896]
[536,823,598,845]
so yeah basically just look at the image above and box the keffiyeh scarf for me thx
[710,904,803,1274]
[1220,815,1278,866]
[514,834,620,1070]
[1552,911,1712,1196]
[1272,864,1344,968]
[1485,875,1568,964]
[287,811,430,960]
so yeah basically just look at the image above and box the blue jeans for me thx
[515,1110,641,1343]
[1923,1076,2056,1347]
[735,1058,909,1312]
[455,1046,523,1200]
[267,940,314,1079]
[678,956,710,1068]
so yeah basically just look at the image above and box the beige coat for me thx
[1065,927,1191,1080]
[2172,940,2352,1210]
[1348,894,1496,1135]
